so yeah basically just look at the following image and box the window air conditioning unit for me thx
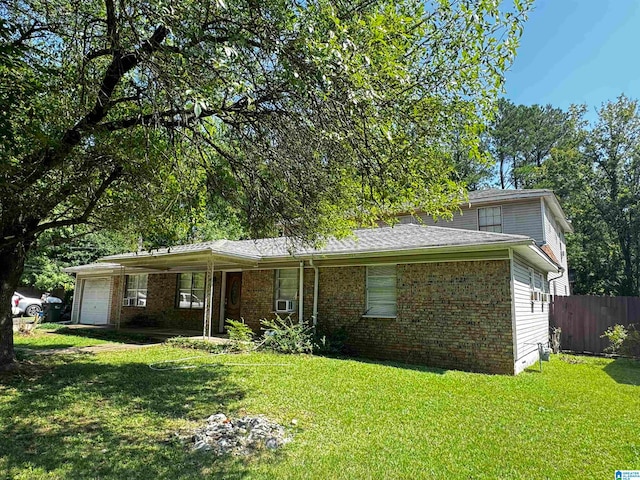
[275,299,295,312]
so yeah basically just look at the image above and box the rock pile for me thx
[187,413,292,456]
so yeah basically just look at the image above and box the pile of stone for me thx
[186,413,292,456]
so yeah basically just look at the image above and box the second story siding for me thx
[542,198,571,295]
[392,189,573,296]
[400,199,545,243]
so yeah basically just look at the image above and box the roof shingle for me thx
[102,224,531,262]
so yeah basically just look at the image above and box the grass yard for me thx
[13,327,157,350]
[1,332,639,479]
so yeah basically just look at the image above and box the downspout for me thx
[310,258,319,329]
[509,248,518,366]
[548,267,565,300]
[298,261,304,324]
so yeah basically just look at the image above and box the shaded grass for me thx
[14,328,158,351]
[44,327,158,344]
[13,331,112,350]
[1,338,639,479]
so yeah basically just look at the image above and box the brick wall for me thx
[106,260,515,374]
[240,270,275,331]
[239,268,318,330]
[314,261,514,374]
[115,271,222,332]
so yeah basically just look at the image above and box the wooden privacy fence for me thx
[550,295,640,354]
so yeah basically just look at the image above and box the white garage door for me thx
[80,278,111,325]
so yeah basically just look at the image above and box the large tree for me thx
[488,98,578,189]
[0,0,531,367]
[556,96,640,295]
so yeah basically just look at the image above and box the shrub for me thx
[225,319,255,351]
[601,324,628,354]
[314,326,349,355]
[620,324,640,358]
[260,315,313,354]
[550,327,561,354]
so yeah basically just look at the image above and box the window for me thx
[478,206,502,233]
[366,265,397,317]
[275,269,298,311]
[124,274,147,307]
[176,273,205,309]
[529,268,549,304]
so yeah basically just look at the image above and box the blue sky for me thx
[503,0,640,122]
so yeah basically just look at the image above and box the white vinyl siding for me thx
[416,200,544,241]
[513,255,549,365]
[275,269,298,301]
[543,199,571,296]
[478,206,502,232]
[416,210,479,230]
[502,201,544,241]
[366,265,397,317]
[124,274,147,307]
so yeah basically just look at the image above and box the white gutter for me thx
[310,259,319,328]
[508,248,518,363]
[102,247,261,264]
[259,239,533,263]
[298,261,304,325]
[540,197,547,243]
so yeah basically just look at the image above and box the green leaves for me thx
[1,0,533,249]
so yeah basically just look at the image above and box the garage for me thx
[79,277,112,325]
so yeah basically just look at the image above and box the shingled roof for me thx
[101,224,532,262]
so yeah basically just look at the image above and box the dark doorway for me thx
[225,272,242,321]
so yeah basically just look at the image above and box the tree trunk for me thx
[0,243,28,369]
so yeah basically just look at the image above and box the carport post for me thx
[116,266,126,330]
[203,258,215,339]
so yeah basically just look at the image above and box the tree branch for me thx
[28,166,124,238]
[85,48,114,61]
[28,25,169,176]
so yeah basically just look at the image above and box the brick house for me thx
[390,189,573,296]
[66,220,562,375]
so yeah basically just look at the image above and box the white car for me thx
[178,292,204,309]
[12,292,43,317]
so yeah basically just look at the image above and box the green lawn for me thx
[1,333,639,479]
[13,328,157,350]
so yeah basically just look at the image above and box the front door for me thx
[225,272,242,321]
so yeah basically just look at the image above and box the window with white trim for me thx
[176,273,205,309]
[275,269,298,311]
[124,274,147,307]
[529,268,549,304]
[478,206,502,232]
[366,265,397,317]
